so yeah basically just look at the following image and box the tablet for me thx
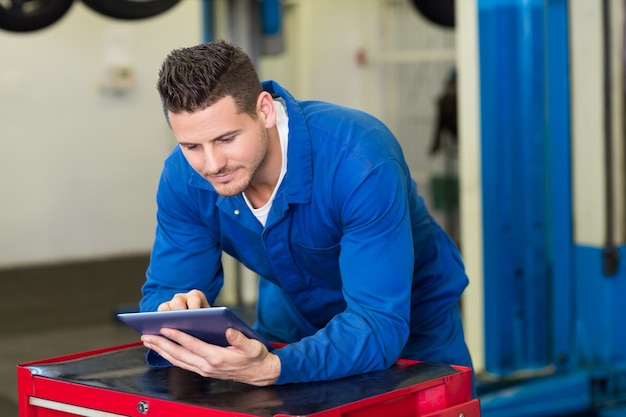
[117,307,274,351]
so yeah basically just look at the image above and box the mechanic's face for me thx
[169,94,274,197]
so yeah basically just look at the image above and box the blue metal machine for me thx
[476,0,626,415]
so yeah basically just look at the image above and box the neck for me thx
[245,126,282,208]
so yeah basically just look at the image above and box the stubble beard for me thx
[210,125,270,198]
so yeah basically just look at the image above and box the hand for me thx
[141,327,281,386]
[157,289,209,311]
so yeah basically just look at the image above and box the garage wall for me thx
[0,0,455,270]
[0,1,203,267]
[260,0,457,236]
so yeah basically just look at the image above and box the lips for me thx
[208,169,237,183]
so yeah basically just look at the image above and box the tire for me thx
[410,0,455,28]
[0,0,75,32]
[81,0,180,20]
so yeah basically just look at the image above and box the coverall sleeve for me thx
[140,165,224,313]
[274,160,415,383]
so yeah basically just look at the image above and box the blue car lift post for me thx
[476,0,626,416]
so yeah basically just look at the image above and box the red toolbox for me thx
[17,342,480,417]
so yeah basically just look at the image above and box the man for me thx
[140,40,473,388]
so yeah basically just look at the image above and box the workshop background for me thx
[1,1,625,417]
[0,1,458,415]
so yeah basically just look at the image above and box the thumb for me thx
[225,327,248,350]
[225,328,266,356]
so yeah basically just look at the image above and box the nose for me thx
[203,145,226,175]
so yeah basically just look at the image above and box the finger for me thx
[160,328,208,351]
[157,301,172,311]
[186,289,210,309]
[146,344,201,375]
[161,328,238,370]
[168,293,191,310]
[141,334,180,358]
[143,332,210,374]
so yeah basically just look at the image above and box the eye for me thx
[218,135,235,143]
[182,144,199,151]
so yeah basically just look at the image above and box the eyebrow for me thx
[178,129,241,146]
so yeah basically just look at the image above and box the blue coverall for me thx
[141,80,473,385]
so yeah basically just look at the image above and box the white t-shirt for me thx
[243,99,289,226]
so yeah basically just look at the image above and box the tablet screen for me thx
[117,307,274,351]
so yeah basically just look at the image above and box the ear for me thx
[257,91,277,128]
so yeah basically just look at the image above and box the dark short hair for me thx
[157,40,262,119]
